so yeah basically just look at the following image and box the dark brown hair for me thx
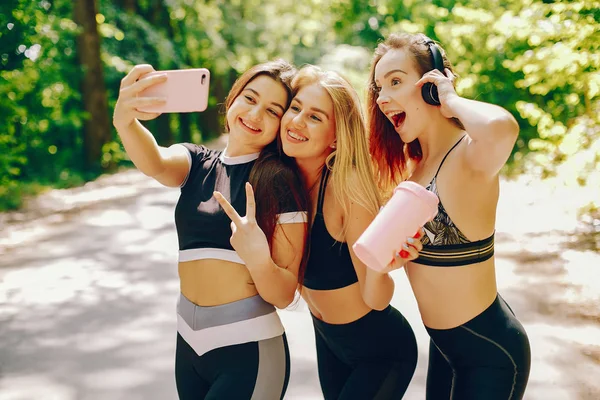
[224,59,296,131]
[249,141,309,276]
[367,33,463,189]
[225,59,309,281]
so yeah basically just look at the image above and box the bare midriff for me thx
[178,259,259,306]
[406,257,498,329]
[301,282,372,325]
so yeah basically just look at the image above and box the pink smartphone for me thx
[137,68,210,113]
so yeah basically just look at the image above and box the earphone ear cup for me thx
[422,40,444,106]
[421,82,440,105]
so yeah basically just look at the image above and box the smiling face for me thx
[280,83,336,164]
[373,48,428,144]
[226,75,289,153]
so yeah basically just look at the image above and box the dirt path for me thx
[1,136,599,399]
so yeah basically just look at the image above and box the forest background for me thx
[1,0,598,227]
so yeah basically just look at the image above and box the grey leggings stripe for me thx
[372,365,399,400]
[460,325,518,400]
[178,293,276,331]
[433,341,456,400]
[250,335,287,400]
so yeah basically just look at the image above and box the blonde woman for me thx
[280,65,420,399]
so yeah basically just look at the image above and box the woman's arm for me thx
[446,96,519,177]
[416,68,519,178]
[214,183,307,309]
[345,198,396,310]
[346,199,423,310]
[113,64,190,187]
[246,223,306,309]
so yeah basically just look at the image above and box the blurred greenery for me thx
[0,0,598,211]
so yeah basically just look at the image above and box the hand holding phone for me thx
[113,64,166,128]
[137,68,210,113]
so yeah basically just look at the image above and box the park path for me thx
[1,135,599,399]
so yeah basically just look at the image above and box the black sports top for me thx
[303,167,359,290]
[414,136,495,267]
[174,143,307,264]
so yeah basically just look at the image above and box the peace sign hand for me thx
[415,68,459,119]
[213,182,271,269]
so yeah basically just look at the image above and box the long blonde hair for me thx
[292,66,382,232]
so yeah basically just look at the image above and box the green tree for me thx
[3,0,595,212]
[329,0,600,184]
[1,0,87,208]
[74,0,112,171]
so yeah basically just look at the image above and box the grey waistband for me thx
[177,293,277,331]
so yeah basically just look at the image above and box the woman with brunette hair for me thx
[113,59,308,399]
[368,32,531,399]
[280,65,420,399]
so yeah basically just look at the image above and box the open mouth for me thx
[287,130,308,142]
[391,112,406,128]
[240,118,261,133]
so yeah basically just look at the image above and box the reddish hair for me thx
[367,33,461,189]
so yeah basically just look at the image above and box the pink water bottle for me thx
[353,181,439,271]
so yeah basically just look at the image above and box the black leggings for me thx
[426,294,531,400]
[175,333,290,399]
[312,305,418,399]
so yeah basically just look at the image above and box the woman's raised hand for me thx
[378,228,425,274]
[113,64,167,129]
[213,182,271,269]
[415,68,458,118]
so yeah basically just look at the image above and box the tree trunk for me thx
[73,0,111,171]
[150,0,176,144]
[198,75,224,140]
[179,112,193,144]
[155,114,174,146]
[122,0,137,13]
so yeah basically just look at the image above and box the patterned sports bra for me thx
[414,136,495,267]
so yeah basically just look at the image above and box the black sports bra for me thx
[414,136,495,267]
[174,143,307,265]
[302,167,359,290]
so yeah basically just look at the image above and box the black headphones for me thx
[422,40,445,106]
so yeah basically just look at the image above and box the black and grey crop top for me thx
[414,136,495,267]
[174,143,307,264]
[302,167,359,290]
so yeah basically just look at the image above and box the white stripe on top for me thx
[179,248,244,264]
[219,149,260,165]
[277,211,308,224]
[179,210,307,263]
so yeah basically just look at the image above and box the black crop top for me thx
[174,143,307,264]
[303,167,359,290]
[414,136,495,267]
